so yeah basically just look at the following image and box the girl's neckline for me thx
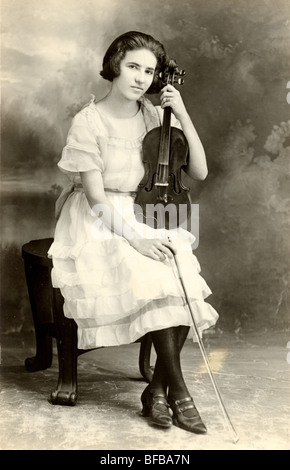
[93,101,142,120]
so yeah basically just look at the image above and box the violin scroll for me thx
[159,60,186,87]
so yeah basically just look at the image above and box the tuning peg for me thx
[178,69,186,76]
[177,78,185,85]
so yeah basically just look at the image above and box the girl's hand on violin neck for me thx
[160,84,188,121]
[129,238,176,262]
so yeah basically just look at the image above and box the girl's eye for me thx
[128,65,137,69]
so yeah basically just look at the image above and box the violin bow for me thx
[168,237,240,444]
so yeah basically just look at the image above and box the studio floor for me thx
[0,329,289,451]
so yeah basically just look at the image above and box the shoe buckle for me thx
[174,396,193,406]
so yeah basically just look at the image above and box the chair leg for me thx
[23,262,53,372]
[50,288,78,406]
[139,333,154,383]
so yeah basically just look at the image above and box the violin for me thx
[135,59,191,230]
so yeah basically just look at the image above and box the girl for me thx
[48,31,219,434]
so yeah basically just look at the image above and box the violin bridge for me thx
[154,182,169,187]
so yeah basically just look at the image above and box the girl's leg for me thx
[150,326,206,434]
[177,325,190,350]
[141,326,188,428]
[150,326,190,400]
[149,325,190,395]
[142,326,206,433]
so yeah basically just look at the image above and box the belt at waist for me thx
[104,188,137,197]
[74,184,136,197]
[56,183,137,220]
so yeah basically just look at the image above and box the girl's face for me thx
[112,48,157,100]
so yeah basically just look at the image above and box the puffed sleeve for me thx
[58,109,104,175]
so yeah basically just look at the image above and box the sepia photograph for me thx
[0,0,289,452]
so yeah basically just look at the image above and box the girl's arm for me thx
[80,170,176,261]
[160,84,208,181]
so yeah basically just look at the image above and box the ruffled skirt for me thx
[48,190,218,349]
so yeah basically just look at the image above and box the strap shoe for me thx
[141,386,172,428]
[168,396,207,434]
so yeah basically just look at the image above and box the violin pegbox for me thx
[174,68,186,86]
[159,59,186,87]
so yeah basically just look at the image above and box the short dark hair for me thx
[100,31,168,94]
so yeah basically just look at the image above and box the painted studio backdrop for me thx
[1,0,289,336]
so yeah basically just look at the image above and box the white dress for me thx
[48,96,219,349]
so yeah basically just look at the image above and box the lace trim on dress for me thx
[86,93,161,138]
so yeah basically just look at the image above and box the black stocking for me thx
[177,325,190,350]
[150,326,190,400]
